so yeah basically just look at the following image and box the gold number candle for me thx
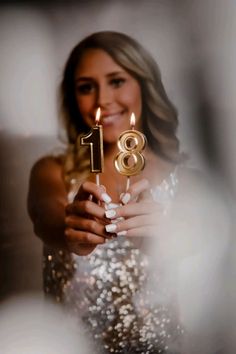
[114,113,146,190]
[80,108,104,185]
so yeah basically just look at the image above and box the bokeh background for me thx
[0,0,235,352]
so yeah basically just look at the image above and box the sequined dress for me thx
[43,170,183,354]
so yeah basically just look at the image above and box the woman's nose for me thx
[97,84,113,107]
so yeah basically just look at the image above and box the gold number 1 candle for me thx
[80,108,104,185]
[114,113,146,190]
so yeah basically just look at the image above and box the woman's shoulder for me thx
[32,155,64,172]
[30,155,65,185]
[28,154,68,206]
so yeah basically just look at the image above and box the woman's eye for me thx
[76,83,94,95]
[110,78,126,88]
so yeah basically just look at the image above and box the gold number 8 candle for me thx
[80,108,104,185]
[114,113,146,189]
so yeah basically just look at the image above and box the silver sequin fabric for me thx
[43,169,183,353]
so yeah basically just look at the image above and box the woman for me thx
[28,31,195,353]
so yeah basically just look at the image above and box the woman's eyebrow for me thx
[75,71,125,82]
[75,77,93,82]
[106,71,125,77]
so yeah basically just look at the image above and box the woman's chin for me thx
[103,131,121,145]
[103,137,119,145]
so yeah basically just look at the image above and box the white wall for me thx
[0,7,58,136]
[181,0,236,193]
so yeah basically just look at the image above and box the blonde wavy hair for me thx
[60,31,183,184]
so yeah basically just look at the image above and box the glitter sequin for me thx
[43,168,183,353]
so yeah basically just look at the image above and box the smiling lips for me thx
[100,110,126,126]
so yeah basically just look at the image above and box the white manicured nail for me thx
[106,203,120,210]
[117,230,127,236]
[105,224,117,233]
[121,193,131,204]
[120,192,125,200]
[110,216,124,224]
[101,193,112,204]
[105,209,117,218]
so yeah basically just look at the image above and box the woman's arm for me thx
[27,156,68,249]
[27,156,114,255]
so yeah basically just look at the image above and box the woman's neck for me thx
[103,142,118,160]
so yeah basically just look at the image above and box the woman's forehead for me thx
[75,48,125,77]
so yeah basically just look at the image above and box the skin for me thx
[28,48,173,256]
[74,49,142,144]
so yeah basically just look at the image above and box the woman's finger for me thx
[126,226,155,237]
[65,215,109,238]
[65,227,106,245]
[75,181,112,204]
[66,200,106,219]
[65,228,106,256]
[69,244,97,256]
[105,201,161,219]
[105,214,159,234]
[120,178,150,204]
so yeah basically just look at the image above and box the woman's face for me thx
[74,49,142,143]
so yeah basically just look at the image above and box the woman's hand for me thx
[104,179,164,238]
[65,181,113,256]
